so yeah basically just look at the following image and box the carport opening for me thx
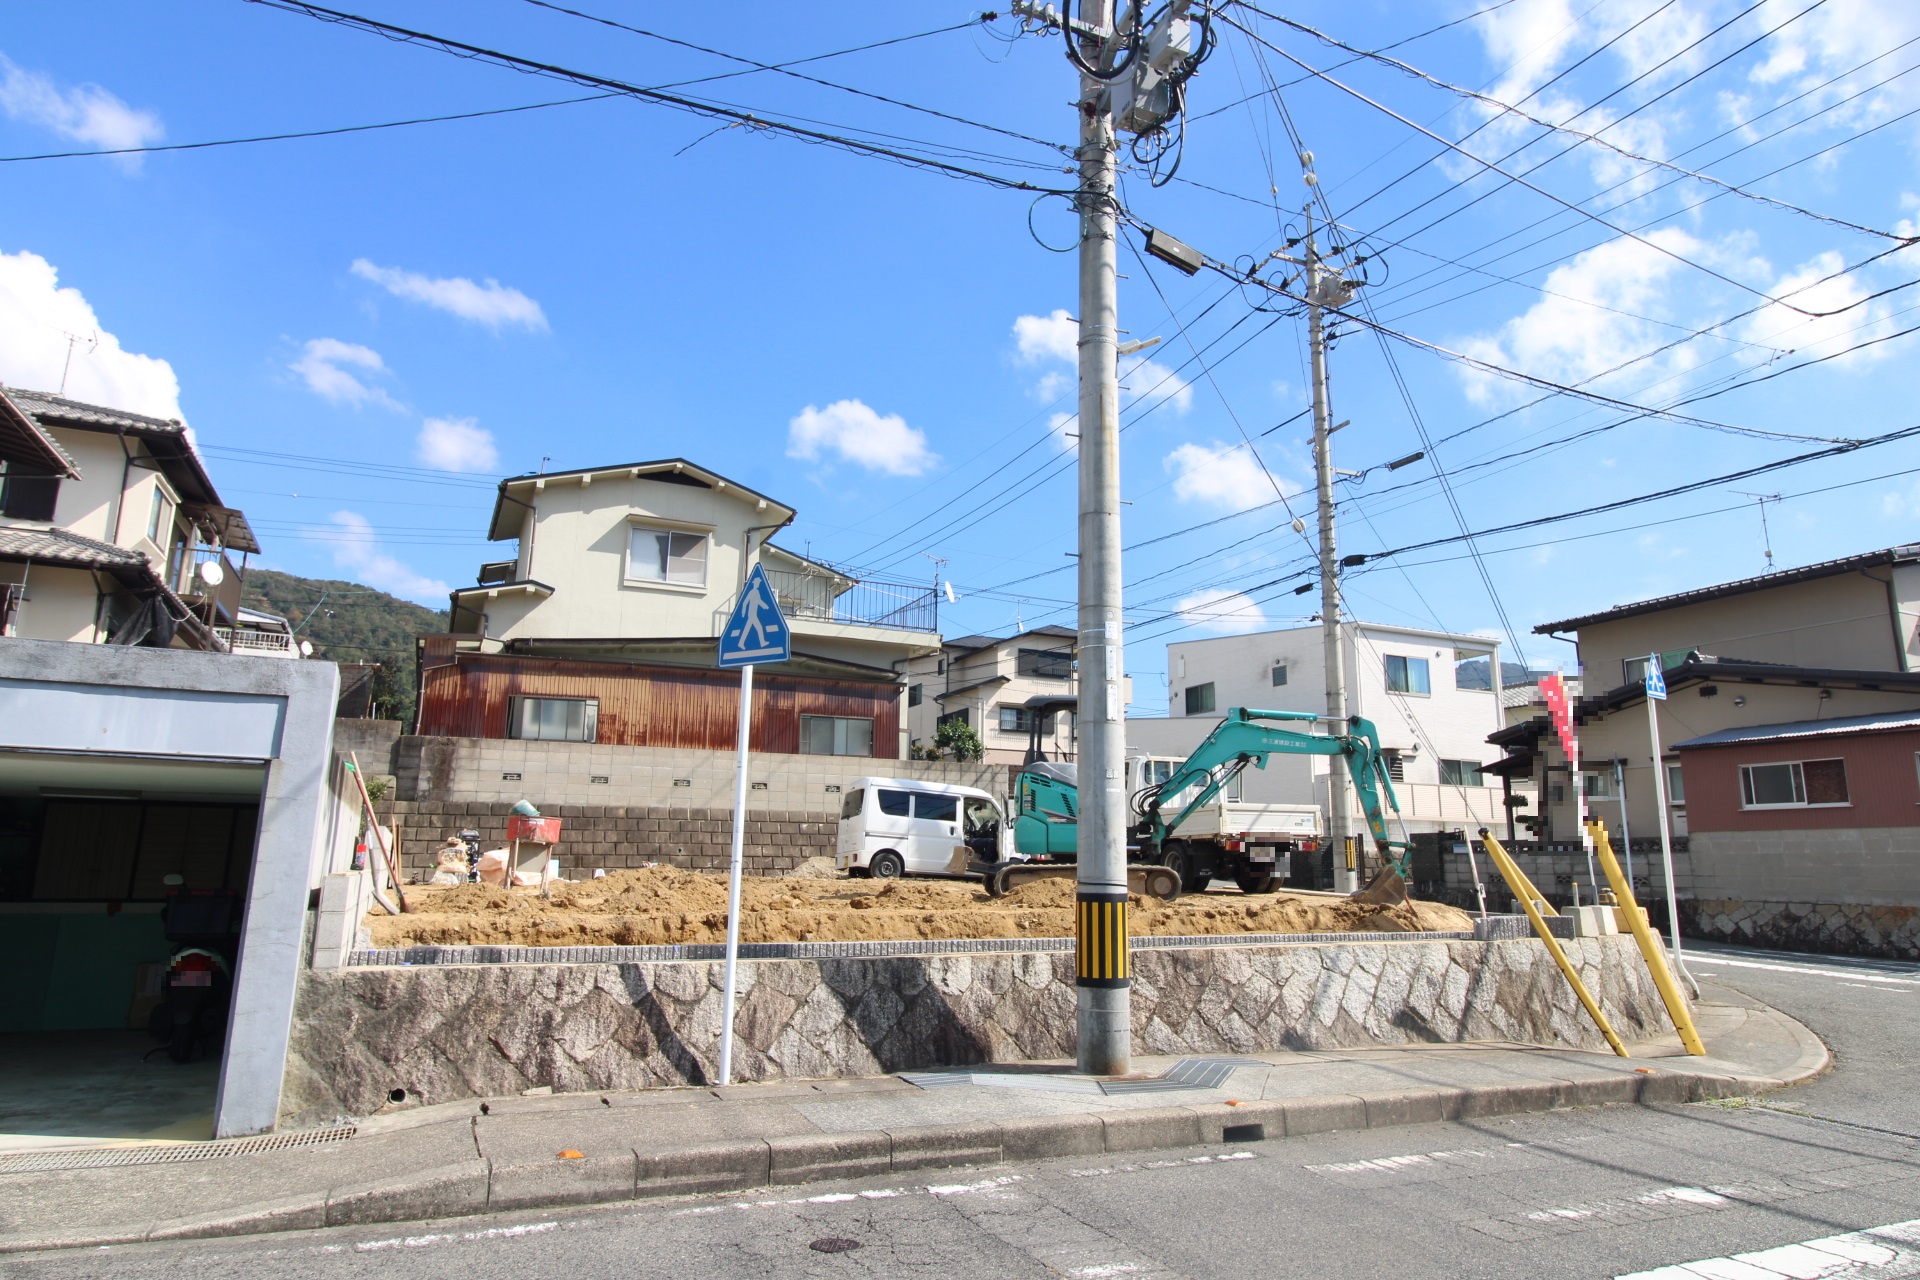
[0,750,266,1146]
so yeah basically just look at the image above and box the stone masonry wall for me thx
[382,800,827,879]
[1682,898,1920,960]
[280,935,1669,1127]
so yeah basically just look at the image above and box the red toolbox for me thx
[506,815,563,843]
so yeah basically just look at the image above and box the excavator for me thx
[993,707,1416,906]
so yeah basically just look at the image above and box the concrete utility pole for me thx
[1071,0,1130,1079]
[1014,0,1200,1076]
[1304,209,1354,892]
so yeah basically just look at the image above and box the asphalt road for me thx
[12,940,1920,1280]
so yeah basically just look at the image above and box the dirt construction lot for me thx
[366,865,1475,949]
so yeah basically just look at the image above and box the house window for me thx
[907,684,923,707]
[1271,663,1288,687]
[800,715,873,756]
[999,705,1035,734]
[147,486,174,544]
[1017,647,1074,679]
[1667,763,1686,804]
[625,525,709,586]
[1440,759,1484,786]
[937,708,969,729]
[509,696,598,742]
[1184,683,1216,715]
[0,462,60,522]
[1584,771,1612,798]
[1382,750,1406,783]
[1624,650,1698,686]
[1385,655,1430,695]
[1740,758,1848,809]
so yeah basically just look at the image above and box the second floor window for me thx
[1018,647,1074,679]
[1184,683,1215,715]
[907,684,923,707]
[1385,655,1431,695]
[0,462,60,522]
[510,696,598,742]
[627,525,708,586]
[1440,759,1484,786]
[147,486,174,543]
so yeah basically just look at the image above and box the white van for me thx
[835,777,1014,879]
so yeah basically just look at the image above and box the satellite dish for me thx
[298,639,314,657]
[197,558,225,586]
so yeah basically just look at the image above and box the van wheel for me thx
[870,850,905,879]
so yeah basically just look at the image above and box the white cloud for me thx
[1736,249,1898,368]
[1014,309,1077,363]
[1175,587,1269,635]
[1454,228,1710,403]
[1047,410,1077,453]
[0,55,162,169]
[1013,309,1191,413]
[290,337,402,410]
[416,416,499,472]
[0,249,181,418]
[1165,441,1282,512]
[350,259,548,332]
[315,511,450,603]
[787,399,937,476]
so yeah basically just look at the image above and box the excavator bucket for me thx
[1348,866,1409,907]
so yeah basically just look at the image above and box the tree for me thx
[934,718,984,762]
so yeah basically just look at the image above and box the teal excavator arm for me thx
[1141,707,1412,881]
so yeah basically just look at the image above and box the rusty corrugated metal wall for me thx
[416,650,901,757]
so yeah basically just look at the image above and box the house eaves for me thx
[1673,709,1920,751]
[498,635,900,683]
[1575,658,1920,722]
[1535,544,1920,634]
[487,458,795,540]
[934,675,1010,701]
[0,388,78,477]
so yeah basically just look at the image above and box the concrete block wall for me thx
[382,801,832,879]
[389,734,1006,811]
[1438,838,1694,912]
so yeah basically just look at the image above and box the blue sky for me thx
[4,0,1917,709]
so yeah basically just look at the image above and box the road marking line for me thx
[1685,956,1920,986]
[1616,1216,1920,1278]
[670,1175,1023,1216]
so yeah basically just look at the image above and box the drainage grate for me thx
[0,1124,357,1175]
[903,1057,1262,1097]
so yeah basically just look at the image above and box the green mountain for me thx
[240,569,447,726]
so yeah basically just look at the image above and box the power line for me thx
[239,0,1074,195]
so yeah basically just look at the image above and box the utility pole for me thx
[1014,0,1201,1077]
[1303,209,1353,891]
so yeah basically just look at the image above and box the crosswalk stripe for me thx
[1617,1217,1920,1278]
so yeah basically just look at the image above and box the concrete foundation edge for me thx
[5,1033,1829,1255]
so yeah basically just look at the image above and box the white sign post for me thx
[1642,654,1693,990]
[715,563,790,1086]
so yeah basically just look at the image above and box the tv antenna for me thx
[57,330,97,397]
[1732,491,1781,569]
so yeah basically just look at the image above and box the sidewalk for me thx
[0,984,1827,1254]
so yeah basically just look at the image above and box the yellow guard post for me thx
[1477,828,1630,1058]
[1589,819,1706,1056]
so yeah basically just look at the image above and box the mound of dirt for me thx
[368,866,1473,949]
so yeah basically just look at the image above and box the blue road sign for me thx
[718,563,790,668]
[1645,655,1668,701]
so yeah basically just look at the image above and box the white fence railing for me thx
[214,627,299,658]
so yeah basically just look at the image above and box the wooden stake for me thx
[348,751,408,913]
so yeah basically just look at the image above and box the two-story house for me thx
[0,388,262,653]
[1513,544,1920,844]
[903,625,1081,764]
[416,458,941,758]
[1148,622,1509,837]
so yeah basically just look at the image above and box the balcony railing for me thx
[719,567,937,635]
[214,627,299,658]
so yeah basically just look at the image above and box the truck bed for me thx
[1172,801,1321,840]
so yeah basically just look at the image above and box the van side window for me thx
[840,789,865,820]
[877,789,912,817]
[915,793,958,822]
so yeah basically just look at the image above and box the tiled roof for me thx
[0,391,79,476]
[1535,544,1920,633]
[6,388,184,435]
[0,525,145,568]
[1674,709,1920,749]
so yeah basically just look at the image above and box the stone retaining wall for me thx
[1682,898,1920,960]
[280,935,1669,1128]
[380,800,829,878]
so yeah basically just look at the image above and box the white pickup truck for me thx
[1128,754,1322,892]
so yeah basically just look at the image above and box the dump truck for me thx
[991,706,1415,903]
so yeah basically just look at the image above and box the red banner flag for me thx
[1539,671,1577,761]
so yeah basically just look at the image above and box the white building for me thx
[1158,622,1510,835]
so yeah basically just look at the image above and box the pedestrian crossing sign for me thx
[718,562,790,668]
[1645,656,1668,701]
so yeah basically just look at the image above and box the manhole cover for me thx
[810,1237,863,1254]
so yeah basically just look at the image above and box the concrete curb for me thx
[0,1049,1827,1255]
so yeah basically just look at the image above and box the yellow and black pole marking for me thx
[1076,890,1130,988]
